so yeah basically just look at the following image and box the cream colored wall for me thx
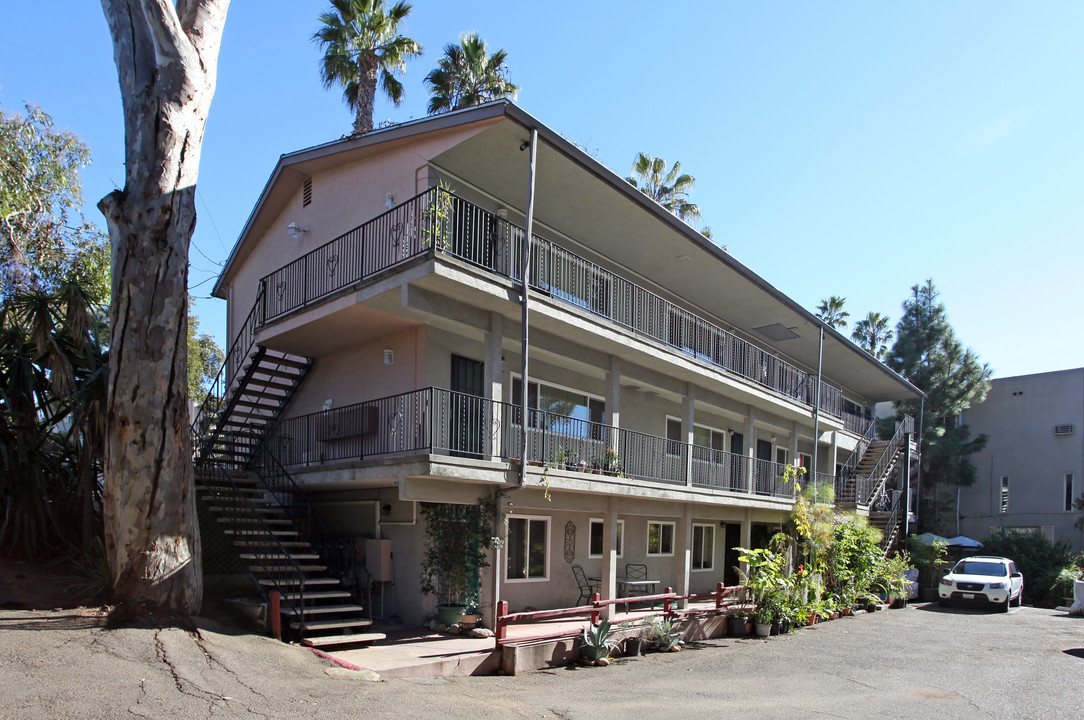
[224,126,489,354]
[282,325,425,418]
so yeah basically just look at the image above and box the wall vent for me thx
[1054,424,1074,436]
[302,177,312,207]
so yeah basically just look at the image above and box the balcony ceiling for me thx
[430,110,921,404]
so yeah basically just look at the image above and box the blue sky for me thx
[1,2,1081,379]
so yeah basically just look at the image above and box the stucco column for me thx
[740,508,753,578]
[484,312,504,460]
[676,504,692,608]
[829,430,839,480]
[606,356,621,455]
[682,383,695,487]
[745,406,757,493]
[601,499,618,620]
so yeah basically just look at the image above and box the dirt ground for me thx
[2,559,1083,719]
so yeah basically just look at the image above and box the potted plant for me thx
[726,606,749,636]
[550,448,578,471]
[754,604,773,637]
[645,616,684,651]
[596,449,622,477]
[580,619,618,664]
[419,499,496,626]
[618,621,645,656]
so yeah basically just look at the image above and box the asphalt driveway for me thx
[1,602,1081,719]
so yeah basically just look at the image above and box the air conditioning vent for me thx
[1054,424,1074,436]
[302,177,312,207]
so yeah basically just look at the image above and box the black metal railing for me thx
[255,187,845,417]
[192,285,266,453]
[266,387,803,500]
[853,416,914,506]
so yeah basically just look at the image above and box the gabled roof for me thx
[215,100,923,404]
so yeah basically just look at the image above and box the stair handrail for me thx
[838,418,877,479]
[860,415,914,506]
[879,491,904,553]
[192,284,267,451]
[248,437,366,608]
[197,456,308,633]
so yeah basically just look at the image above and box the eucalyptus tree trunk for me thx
[98,0,229,614]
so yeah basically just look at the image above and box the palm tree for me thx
[314,0,422,135]
[626,153,701,224]
[816,296,850,330]
[851,312,894,360]
[424,33,518,114]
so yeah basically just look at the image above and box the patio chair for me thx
[572,565,600,606]
[622,563,655,607]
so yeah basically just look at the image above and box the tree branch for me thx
[177,0,230,75]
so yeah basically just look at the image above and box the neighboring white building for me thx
[199,101,922,637]
[959,368,1084,552]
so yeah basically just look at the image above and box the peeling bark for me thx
[99,0,229,614]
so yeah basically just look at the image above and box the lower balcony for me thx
[264,387,813,502]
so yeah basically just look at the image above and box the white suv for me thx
[938,556,1023,612]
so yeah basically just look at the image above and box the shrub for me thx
[980,532,1075,606]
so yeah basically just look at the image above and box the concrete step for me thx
[285,604,366,616]
[302,632,386,648]
[293,617,373,631]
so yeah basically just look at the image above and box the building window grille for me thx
[1000,476,1009,514]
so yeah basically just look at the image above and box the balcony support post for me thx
[485,312,504,461]
[676,504,691,609]
[517,128,538,488]
[744,407,756,493]
[606,356,621,457]
[682,384,695,487]
[600,499,618,620]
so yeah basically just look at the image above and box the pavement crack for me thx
[154,629,233,714]
[189,627,267,701]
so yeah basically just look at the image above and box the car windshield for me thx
[954,561,1008,577]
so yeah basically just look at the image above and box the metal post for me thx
[518,128,538,488]
[811,326,824,483]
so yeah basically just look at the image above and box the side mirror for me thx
[1011,572,1022,578]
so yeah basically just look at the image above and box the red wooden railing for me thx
[493,583,747,649]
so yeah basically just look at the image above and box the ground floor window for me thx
[506,516,548,581]
[647,520,675,556]
[588,519,624,557]
[692,523,714,571]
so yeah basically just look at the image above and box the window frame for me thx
[505,514,550,583]
[646,520,676,557]
[1000,476,1009,514]
[1065,473,1075,513]
[588,518,624,558]
[692,522,715,572]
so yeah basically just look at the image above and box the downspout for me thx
[811,326,824,483]
[518,128,538,488]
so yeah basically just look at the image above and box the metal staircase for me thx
[835,416,914,509]
[192,290,383,647]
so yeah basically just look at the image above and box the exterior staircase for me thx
[195,462,384,647]
[193,290,382,648]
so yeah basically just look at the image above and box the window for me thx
[511,377,604,437]
[799,453,813,472]
[693,424,726,451]
[1065,473,1075,512]
[775,447,788,465]
[692,523,714,571]
[588,519,624,558]
[647,521,675,556]
[506,516,548,581]
[1000,476,1009,514]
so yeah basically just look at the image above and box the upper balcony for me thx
[256,187,851,420]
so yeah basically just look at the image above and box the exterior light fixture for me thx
[385,193,395,210]
[287,222,309,239]
[383,349,394,365]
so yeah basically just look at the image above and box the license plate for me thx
[961,593,975,600]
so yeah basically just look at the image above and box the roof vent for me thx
[1055,424,1074,436]
[302,178,312,207]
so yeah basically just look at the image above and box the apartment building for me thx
[199,101,922,641]
[958,368,1084,552]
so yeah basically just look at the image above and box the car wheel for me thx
[938,597,951,607]
[999,597,1010,613]
[1012,592,1022,607]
